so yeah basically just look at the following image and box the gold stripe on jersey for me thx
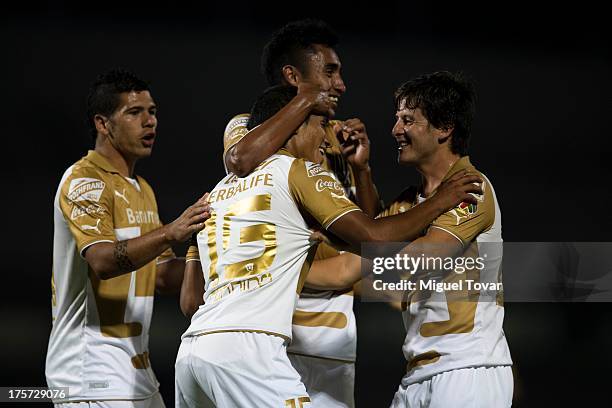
[131,352,151,369]
[205,212,218,281]
[285,396,311,408]
[223,194,277,279]
[89,261,156,338]
[407,350,441,371]
[292,310,348,329]
[195,329,291,343]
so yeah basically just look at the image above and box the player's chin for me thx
[136,145,154,158]
[397,150,413,166]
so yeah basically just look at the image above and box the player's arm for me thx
[225,82,334,177]
[328,171,482,253]
[337,118,381,217]
[85,195,210,280]
[155,257,185,295]
[305,252,362,290]
[180,243,205,318]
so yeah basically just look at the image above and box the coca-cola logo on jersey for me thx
[315,178,343,193]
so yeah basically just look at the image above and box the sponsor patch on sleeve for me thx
[67,178,106,203]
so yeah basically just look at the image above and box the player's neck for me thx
[418,152,460,197]
[95,139,136,178]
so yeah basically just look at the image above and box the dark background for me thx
[1,1,611,406]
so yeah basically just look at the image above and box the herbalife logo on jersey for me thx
[68,178,105,203]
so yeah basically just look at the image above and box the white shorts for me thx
[288,353,355,408]
[175,332,310,408]
[54,393,165,408]
[390,366,513,408]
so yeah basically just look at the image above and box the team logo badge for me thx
[450,202,478,224]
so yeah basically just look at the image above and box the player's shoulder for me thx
[135,175,154,193]
[288,157,336,180]
[59,153,109,195]
[453,157,496,201]
[377,186,419,218]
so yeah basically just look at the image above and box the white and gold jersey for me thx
[220,114,360,362]
[46,150,174,402]
[184,150,360,340]
[289,120,359,362]
[379,156,512,385]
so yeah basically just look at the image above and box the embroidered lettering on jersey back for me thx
[68,178,105,202]
[209,173,274,204]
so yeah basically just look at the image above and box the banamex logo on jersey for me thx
[68,178,105,203]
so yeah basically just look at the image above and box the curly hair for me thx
[394,71,476,156]
[86,68,150,141]
[246,85,298,130]
[261,19,338,86]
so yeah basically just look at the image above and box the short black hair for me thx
[247,85,298,130]
[394,71,476,156]
[261,19,338,86]
[86,68,150,141]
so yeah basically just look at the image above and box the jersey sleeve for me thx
[288,159,361,229]
[156,247,177,265]
[59,166,115,255]
[431,177,494,246]
[376,187,418,218]
[313,241,340,261]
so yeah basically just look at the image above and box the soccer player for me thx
[47,69,209,408]
[386,71,513,407]
[174,85,483,407]
[304,72,514,407]
[222,19,379,407]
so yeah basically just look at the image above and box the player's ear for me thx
[94,114,111,138]
[282,65,302,87]
[437,126,454,144]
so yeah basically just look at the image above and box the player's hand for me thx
[308,229,352,252]
[164,193,211,245]
[432,171,483,212]
[297,81,336,117]
[334,118,371,171]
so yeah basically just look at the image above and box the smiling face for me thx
[300,44,346,117]
[103,90,157,160]
[392,99,447,166]
[286,114,327,164]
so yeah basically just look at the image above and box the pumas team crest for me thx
[450,201,478,225]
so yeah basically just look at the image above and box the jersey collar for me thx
[85,150,122,174]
